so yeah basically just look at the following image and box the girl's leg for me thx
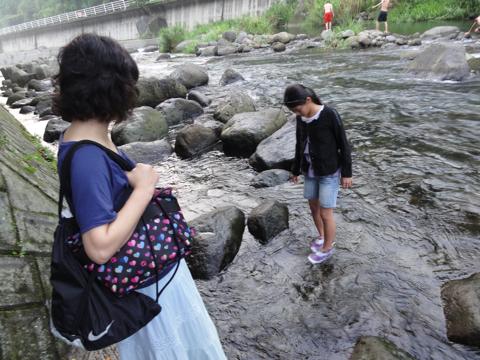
[308,199,325,238]
[319,207,336,251]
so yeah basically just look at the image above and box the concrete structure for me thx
[0,0,274,54]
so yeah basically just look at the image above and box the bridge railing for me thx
[0,0,137,36]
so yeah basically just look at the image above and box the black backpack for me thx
[50,140,177,350]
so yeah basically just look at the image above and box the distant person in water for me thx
[372,0,390,33]
[465,16,480,36]
[324,2,334,31]
[284,84,352,265]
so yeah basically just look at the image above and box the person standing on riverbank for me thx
[324,2,334,31]
[54,33,226,360]
[284,84,352,265]
[372,0,390,33]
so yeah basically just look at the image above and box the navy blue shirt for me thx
[57,141,134,234]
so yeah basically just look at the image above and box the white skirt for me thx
[117,259,227,360]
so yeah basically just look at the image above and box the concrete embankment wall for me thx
[0,0,274,56]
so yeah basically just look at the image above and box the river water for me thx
[3,37,480,359]
[145,44,480,359]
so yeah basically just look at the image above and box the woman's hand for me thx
[126,164,159,194]
[341,177,352,189]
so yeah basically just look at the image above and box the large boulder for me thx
[222,31,237,42]
[155,98,204,126]
[34,94,53,116]
[272,42,286,52]
[441,273,480,347]
[187,90,211,107]
[173,40,196,53]
[3,66,35,87]
[118,139,172,164]
[169,64,209,89]
[271,32,296,44]
[219,68,244,85]
[249,118,296,171]
[187,206,245,280]
[421,26,460,40]
[213,91,256,123]
[216,45,239,56]
[175,124,219,159]
[408,43,470,81]
[321,30,335,42]
[221,108,287,157]
[6,93,26,106]
[247,200,289,244]
[10,98,34,109]
[349,336,416,360]
[27,79,53,92]
[111,106,169,146]
[136,77,187,108]
[251,169,291,188]
[32,63,57,80]
[43,117,70,143]
[341,30,355,39]
[198,46,217,57]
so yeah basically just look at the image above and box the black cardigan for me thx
[291,106,352,178]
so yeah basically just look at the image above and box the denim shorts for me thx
[303,174,340,208]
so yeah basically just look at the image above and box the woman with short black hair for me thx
[54,33,226,359]
[284,84,352,264]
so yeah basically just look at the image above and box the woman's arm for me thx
[82,163,159,264]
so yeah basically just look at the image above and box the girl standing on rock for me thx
[284,84,352,264]
[54,33,226,359]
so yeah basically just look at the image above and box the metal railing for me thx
[0,0,136,36]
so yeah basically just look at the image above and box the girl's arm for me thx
[291,117,303,177]
[331,109,352,179]
[82,164,158,264]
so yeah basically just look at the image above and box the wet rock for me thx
[408,38,422,46]
[421,26,460,40]
[169,63,209,89]
[174,40,196,53]
[194,116,224,136]
[349,336,416,360]
[43,117,69,143]
[156,53,171,61]
[386,35,397,43]
[219,68,245,85]
[249,119,296,171]
[136,77,187,107]
[235,31,248,43]
[441,273,480,347]
[142,45,159,53]
[187,206,245,280]
[32,63,57,80]
[247,200,289,244]
[155,98,203,126]
[250,169,291,188]
[396,37,408,46]
[408,43,470,81]
[216,45,239,56]
[223,31,237,42]
[6,93,26,106]
[19,106,36,114]
[341,30,355,39]
[221,108,287,157]
[34,94,53,116]
[198,46,217,57]
[111,106,168,145]
[272,42,286,52]
[321,30,335,42]
[347,36,361,49]
[118,139,172,164]
[358,35,372,48]
[10,98,34,109]
[27,79,53,92]
[2,66,35,87]
[272,32,296,44]
[187,90,211,107]
[175,124,219,159]
[213,91,256,123]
